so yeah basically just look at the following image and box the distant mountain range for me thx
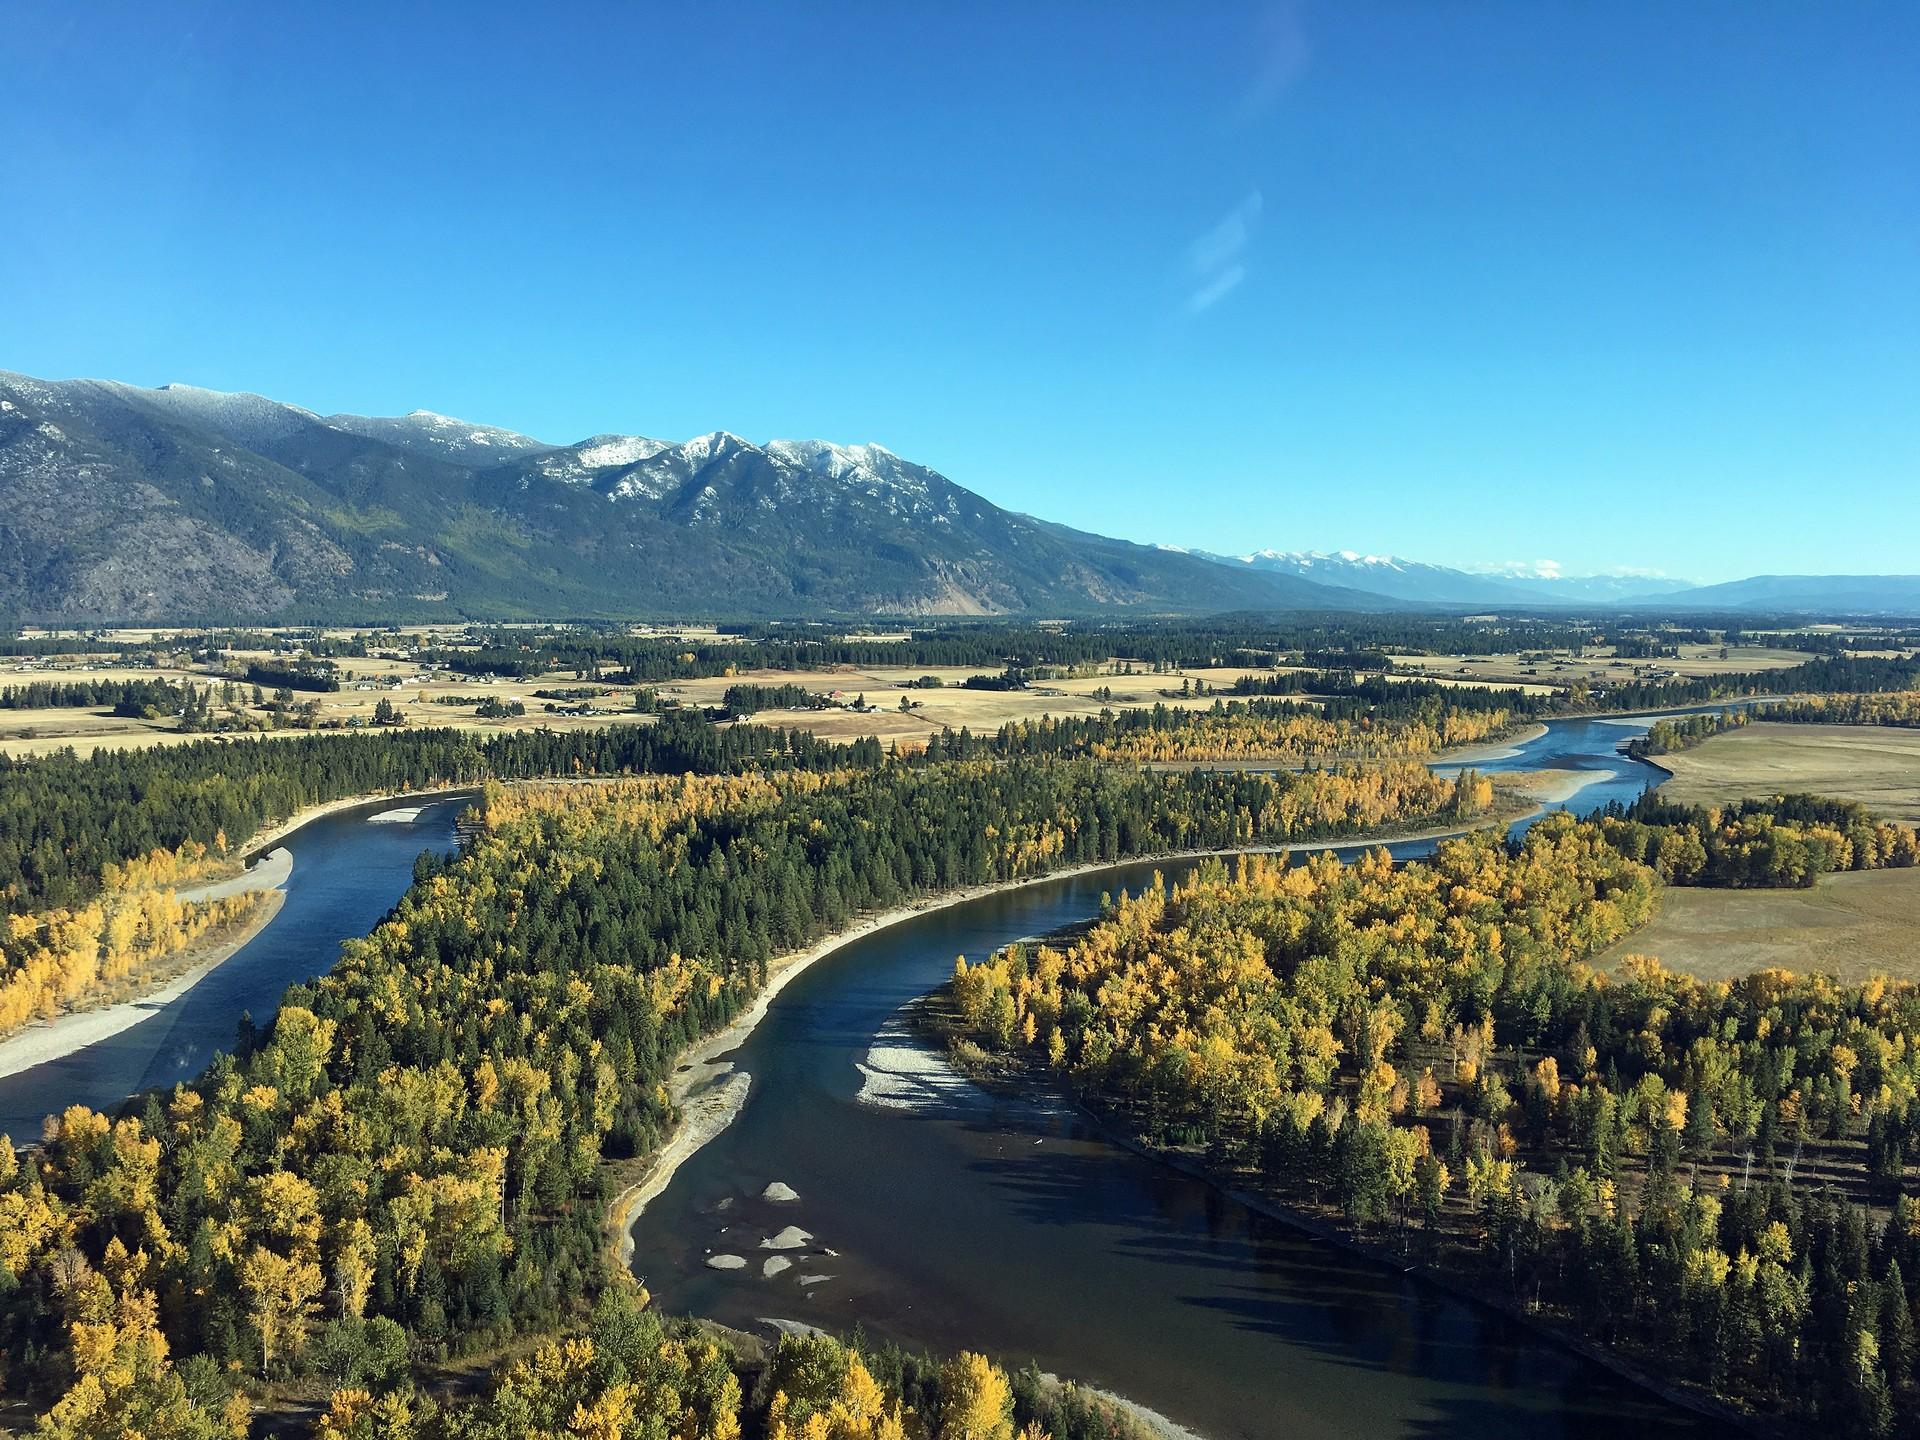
[1,370,1914,622]
[1205,549,1920,614]
[1203,550,1687,607]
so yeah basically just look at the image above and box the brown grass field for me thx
[1598,868,1920,984]
[0,657,1299,758]
[1387,643,1815,690]
[1652,722,1920,823]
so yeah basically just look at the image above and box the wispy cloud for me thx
[1188,192,1263,275]
[1235,1,1309,124]
[1183,190,1262,316]
[1185,264,1247,315]
[1468,559,1567,579]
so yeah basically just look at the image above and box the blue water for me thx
[629,712,1717,1440]
[2,714,1723,1437]
[0,793,470,1140]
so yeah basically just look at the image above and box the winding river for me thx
[0,794,474,1139]
[6,715,1716,1436]
[627,716,1704,1440]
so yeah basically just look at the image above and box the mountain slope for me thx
[0,372,1369,622]
[323,410,556,465]
[1649,575,1920,613]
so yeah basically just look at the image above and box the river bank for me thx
[0,888,287,1083]
[175,845,292,904]
[606,797,1540,1267]
[1432,722,1549,766]
[0,789,478,1081]
[1070,1100,1777,1438]
[237,783,479,861]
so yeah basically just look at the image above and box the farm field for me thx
[0,654,658,758]
[1388,642,1816,690]
[4,649,1546,758]
[1653,722,1920,823]
[1597,867,1920,984]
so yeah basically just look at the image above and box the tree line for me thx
[417,615,1670,682]
[0,715,861,916]
[1595,791,1920,888]
[0,678,187,715]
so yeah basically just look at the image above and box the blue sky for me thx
[4,3,1915,582]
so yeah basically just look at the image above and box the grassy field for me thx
[1597,867,1920,984]
[1653,722,1920,823]
[1387,643,1816,690]
[0,655,661,758]
[0,658,1307,758]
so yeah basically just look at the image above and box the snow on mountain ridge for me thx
[1240,549,1413,571]
[327,408,555,463]
[573,434,671,469]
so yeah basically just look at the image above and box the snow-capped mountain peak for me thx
[766,439,926,495]
[677,431,752,466]
[1242,548,1409,570]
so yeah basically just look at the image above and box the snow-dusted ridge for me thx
[573,434,672,469]
[326,408,557,464]
[1241,548,1410,570]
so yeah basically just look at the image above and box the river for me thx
[5,717,1710,1437]
[0,793,473,1139]
[625,716,1713,1440]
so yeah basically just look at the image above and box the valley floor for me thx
[1653,722,1920,823]
[1595,866,1920,984]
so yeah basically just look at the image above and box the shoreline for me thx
[1429,721,1549,766]
[1080,1097,1773,1437]
[175,845,292,905]
[0,786,480,1082]
[237,783,480,861]
[0,888,288,1083]
[912,1003,1771,1440]
[606,801,1537,1266]
[1070,1089,1769,1436]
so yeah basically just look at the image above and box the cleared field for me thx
[0,645,1562,760]
[1597,867,1920,984]
[1653,723,1920,823]
[1389,643,1814,691]
[0,659,659,758]
[731,680,1229,747]
[0,657,1258,758]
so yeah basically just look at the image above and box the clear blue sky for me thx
[4,3,1916,582]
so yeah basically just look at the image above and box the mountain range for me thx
[2,370,1914,623]
[1199,550,1689,608]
